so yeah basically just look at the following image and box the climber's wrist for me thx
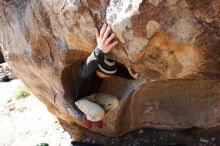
[94,47,104,60]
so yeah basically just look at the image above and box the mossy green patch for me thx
[14,85,30,100]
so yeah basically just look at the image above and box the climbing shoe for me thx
[95,120,103,128]
[83,115,92,128]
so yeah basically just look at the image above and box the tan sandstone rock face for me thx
[0,0,219,136]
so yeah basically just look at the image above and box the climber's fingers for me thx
[105,41,118,52]
[126,65,140,79]
[101,26,111,45]
[105,33,115,45]
[95,28,99,41]
[99,23,107,39]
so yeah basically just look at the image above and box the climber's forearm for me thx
[78,47,104,78]
[78,23,118,78]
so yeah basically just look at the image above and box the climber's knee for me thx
[95,93,118,111]
[75,99,105,122]
[85,93,96,101]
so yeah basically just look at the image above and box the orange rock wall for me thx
[0,0,219,136]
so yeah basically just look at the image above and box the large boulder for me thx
[0,0,219,136]
[0,46,4,63]
[0,62,16,82]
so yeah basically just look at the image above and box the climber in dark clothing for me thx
[73,48,135,101]
[73,24,139,128]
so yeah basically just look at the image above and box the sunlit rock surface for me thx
[0,0,219,136]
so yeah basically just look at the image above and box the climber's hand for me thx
[96,23,118,54]
[126,66,140,79]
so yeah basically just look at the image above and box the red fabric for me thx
[83,115,92,128]
[83,115,103,128]
[95,120,103,128]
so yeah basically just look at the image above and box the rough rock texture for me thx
[0,0,219,136]
[0,62,16,82]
